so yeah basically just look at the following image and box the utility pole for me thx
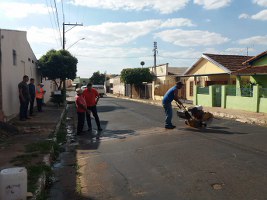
[63,22,83,50]
[153,41,158,74]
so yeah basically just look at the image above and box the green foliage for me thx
[39,49,78,88]
[89,71,105,84]
[121,68,154,86]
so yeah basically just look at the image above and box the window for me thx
[190,81,194,96]
[12,49,17,66]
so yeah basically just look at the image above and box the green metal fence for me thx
[240,87,253,97]
[198,87,209,94]
[226,85,236,96]
[260,88,267,98]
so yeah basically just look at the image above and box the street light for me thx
[66,38,85,50]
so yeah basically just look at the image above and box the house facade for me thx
[182,54,253,101]
[149,63,188,100]
[0,29,53,121]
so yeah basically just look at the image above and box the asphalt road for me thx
[76,96,267,200]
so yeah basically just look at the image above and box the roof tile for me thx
[204,53,253,72]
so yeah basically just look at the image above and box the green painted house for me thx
[234,50,267,88]
[188,51,267,113]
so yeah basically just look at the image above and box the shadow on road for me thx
[97,105,125,113]
[181,126,248,135]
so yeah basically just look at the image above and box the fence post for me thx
[193,84,197,105]
[221,85,226,108]
[236,76,241,96]
[253,85,260,112]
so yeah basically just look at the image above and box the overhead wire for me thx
[158,55,199,60]
[73,54,153,59]
[45,0,60,48]
[61,0,65,23]
[53,0,63,47]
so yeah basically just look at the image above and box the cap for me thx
[176,81,183,86]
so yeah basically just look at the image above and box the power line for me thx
[60,0,65,23]
[158,55,199,60]
[45,0,60,48]
[73,55,153,59]
[53,0,63,47]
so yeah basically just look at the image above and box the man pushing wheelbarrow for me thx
[162,81,184,129]
[176,100,214,128]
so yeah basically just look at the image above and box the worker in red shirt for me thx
[83,83,102,132]
[75,88,88,135]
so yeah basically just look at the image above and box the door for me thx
[213,85,221,107]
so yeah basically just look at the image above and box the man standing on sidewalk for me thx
[28,78,35,116]
[162,81,184,129]
[83,83,103,132]
[36,83,46,112]
[18,75,31,121]
[75,88,88,135]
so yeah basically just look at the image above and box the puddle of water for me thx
[53,162,63,169]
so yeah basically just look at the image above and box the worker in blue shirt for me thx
[162,81,184,129]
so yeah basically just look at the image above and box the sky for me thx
[0,0,267,78]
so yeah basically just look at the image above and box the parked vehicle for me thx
[93,85,105,97]
[80,85,105,97]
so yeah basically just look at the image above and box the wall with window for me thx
[0,29,53,120]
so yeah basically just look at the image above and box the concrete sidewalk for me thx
[0,102,64,171]
[108,94,267,126]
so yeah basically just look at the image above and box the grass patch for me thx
[25,140,54,154]
[27,164,52,193]
[56,121,67,144]
[8,111,68,199]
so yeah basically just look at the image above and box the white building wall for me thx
[0,29,53,120]
[111,76,125,96]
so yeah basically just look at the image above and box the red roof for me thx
[233,65,267,75]
[204,53,253,72]
[242,50,267,65]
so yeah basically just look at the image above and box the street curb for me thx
[108,94,267,126]
[31,105,67,200]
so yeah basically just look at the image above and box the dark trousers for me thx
[77,112,86,133]
[29,97,35,115]
[86,105,101,129]
[19,99,29,120]
[36,98,43,112]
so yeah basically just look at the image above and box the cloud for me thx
[160,18,195,28]
[23,18,195,51]
[224,48,255,55]
[251,9,267,20]
[253,0,267,7]
[0,2,51,18]
[238,35,267,45]
[239,13,250,19]
[25,27,61,46]
[65,18,194,46]
[70,0,190,14]
[154,29,229,47]
[193,0,232,10]
[71,20,162,46]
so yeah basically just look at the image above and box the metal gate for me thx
[213,85,222,107]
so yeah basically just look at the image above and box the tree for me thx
[121,68,154,98]
[140,61,145,68]
[39,49,78,90]
[89,71,106,85]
